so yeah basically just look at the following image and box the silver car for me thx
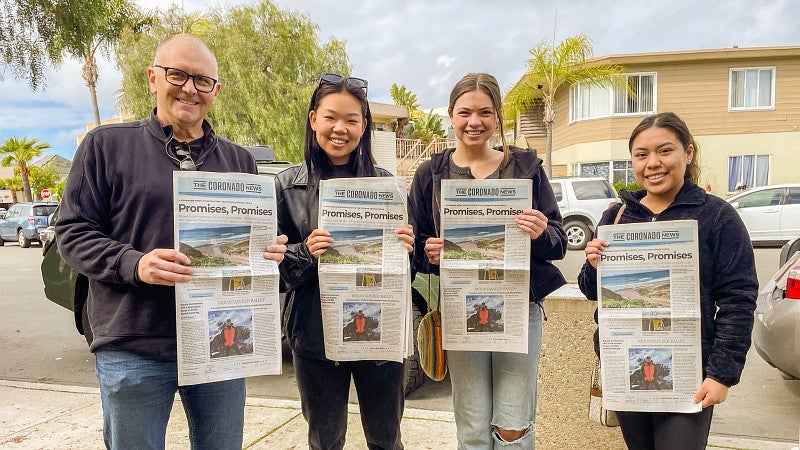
[753,236,800,379]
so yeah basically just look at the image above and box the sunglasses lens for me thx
[180,158,196,171]
[321,73,343,84]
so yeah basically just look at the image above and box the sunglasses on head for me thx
[318,72,368,94]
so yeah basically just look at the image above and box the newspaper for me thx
[317,177,412,362]
[439,179,532,353]
[596,219,703,413]
[173,171,282,386]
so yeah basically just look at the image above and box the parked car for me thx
[245,145,293,177]
[549,177,620,250]
[726,183,800,245]
[0,202,59,247]
[753,236,800,380]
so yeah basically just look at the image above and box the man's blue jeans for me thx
[95,346,245,450]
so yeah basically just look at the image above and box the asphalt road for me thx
[2,243,798,443]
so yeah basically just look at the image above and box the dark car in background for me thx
[0,202,59,247]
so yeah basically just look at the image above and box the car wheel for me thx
[0,238,4,246]
[18,229,31,248]
[404,300,425,396]
[564,220,592,251]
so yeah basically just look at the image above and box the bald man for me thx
[58,34,286,449]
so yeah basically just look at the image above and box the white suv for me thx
[549,177,619,250]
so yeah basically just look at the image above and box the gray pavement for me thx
[0,379,796,449]
[2,284,797,449]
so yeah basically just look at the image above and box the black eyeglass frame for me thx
[154,65,218,93]
[318,72,368,94]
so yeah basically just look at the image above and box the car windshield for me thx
[572,180,616,200]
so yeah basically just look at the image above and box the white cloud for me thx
[437,55,457,69]
[3,0,800,160]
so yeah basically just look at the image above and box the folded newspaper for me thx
[439,179,532,353]
[317,177,413,362]
[596,219,703,413]
[173,171,282,386]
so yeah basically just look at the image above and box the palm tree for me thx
[0,175,23,204]
[390,83,421,138]
[505,34,627,177]
[0,137,51,202]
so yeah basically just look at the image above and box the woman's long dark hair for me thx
[304,79,377,182]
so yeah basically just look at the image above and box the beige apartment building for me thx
[514,45,800,195]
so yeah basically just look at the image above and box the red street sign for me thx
[41,189,51,199]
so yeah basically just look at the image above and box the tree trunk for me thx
[20,168,32,202]
[83,53,101,127]
[545,123,553,178]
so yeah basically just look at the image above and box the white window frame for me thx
[728,67,775,111]
[569,72,657,123]
[727,154,771,193]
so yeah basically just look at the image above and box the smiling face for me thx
[631,126,694,203]
[309,91,367,165]
[148,36,219,140]
[450,90,498,151]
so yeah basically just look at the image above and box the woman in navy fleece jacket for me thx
[578,112,757,450]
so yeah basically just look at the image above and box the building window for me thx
[579,162,609,179]
[614,74,654,115]
[729,67,774,110]
[728,155,770,192]
[612,160,635,184]
[570,84,610,121]
[570,73,656,121]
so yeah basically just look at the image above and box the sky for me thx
[2,0,799,161]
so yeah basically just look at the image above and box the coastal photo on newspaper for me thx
[439,179,532,353]
[173,171,282,386]
[596,219,703,413]
[317,177,412,362]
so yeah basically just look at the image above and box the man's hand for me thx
[137,249,195,286]
[263,234,289,263]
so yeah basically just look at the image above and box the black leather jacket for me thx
[275,163,393,359]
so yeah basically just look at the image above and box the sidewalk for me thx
[1,379,796,449]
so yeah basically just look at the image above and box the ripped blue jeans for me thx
[447,305,542,449]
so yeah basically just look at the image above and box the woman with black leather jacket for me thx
[274,73,413,450]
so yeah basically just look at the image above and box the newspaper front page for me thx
[317,177,412,362]
[596,219,703,413]
[173,172,282,386]
[439,179,532,353]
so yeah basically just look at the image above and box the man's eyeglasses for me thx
[174,141,197,171]
[318,73,368,94]
[154,65,218,93]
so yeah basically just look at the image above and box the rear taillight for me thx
[787,266,800,299]
[27,215,35,224]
